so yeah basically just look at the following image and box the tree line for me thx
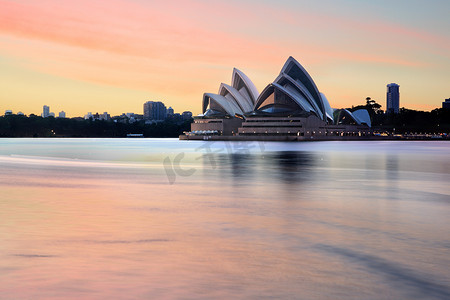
[1,100,449,137]
[0,114,192,137]
[351,98,450,133]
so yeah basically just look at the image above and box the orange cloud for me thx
[2,0,440,71]
[0,0,284,65]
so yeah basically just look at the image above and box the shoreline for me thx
[0,136,448,141]
[179,134,449,142]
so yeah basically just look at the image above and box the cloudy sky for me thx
[1,0,449,116]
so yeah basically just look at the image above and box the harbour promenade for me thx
[180,133,449,142]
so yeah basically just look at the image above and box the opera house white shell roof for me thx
[334,108,372,127]
[200,56,371,127]
[201,68,259,118]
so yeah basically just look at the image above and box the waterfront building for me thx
[143,101,167,122]
[190,57,371,138]
[42,105,50,118]
[443,98,450,109]
[386,83,400,114]
[58,111,66,118]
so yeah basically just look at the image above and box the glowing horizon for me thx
[1,0,449,117]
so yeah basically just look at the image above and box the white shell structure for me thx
[202,93,243,117]
[201,69,259,117]
[231,68,259,105]
[278,56,326,120]
[320,93,334,123]
[255,57,336,122]
[199,56,371,127]
[334,108,371,127]
[219,83,254,113]
[352,109,372,127]
[273,73,322,116]
[254,83,317,115]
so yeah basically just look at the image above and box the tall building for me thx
[100,112,110,120]
[42,105,50,118]
[58,111,66,118]
[386,83,400,114]
[443,98,450,109]
[4,110,12,115]
[143,101,167,122]
[167,107,174,115]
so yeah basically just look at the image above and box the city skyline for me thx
[1,0,449,117]
[6,102,191,119]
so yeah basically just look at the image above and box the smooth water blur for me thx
[0,138,449,299]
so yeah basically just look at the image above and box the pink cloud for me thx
[2,0,441,69]
[0,0,286,67]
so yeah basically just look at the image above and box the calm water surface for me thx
[0,138,449,299]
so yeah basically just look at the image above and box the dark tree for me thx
[365,97,382,115]
[0,115,193,138]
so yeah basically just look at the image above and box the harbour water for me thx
[0,138,449,299]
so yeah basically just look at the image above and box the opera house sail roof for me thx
[231,68,259,105]
[201,68,260,118]
[334,108,372,127]
[276,57,327,120]
[198,56,371,128]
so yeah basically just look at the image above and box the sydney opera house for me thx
[186,57,372,140]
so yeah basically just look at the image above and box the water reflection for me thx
[385,154,399,178]
[0,139,449,299]
[200,151,316,186]
[228,153,255,180]
[267,151,316,184]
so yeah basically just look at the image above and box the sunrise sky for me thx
[1,0,449,117]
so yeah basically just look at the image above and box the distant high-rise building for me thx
[49,112,55,117]
[443,98,450,109]
[84,112,93,120]
[58,111,66,118]
[182,111,193,120]
[42,105,50,118]
[143,101,167,122]
[4,110,12,115]
[100,112,110,121]
[386,83,400,114]
[167,107,174,115]
[17,111,24,116]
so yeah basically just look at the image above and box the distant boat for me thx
[126,133,144,138]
